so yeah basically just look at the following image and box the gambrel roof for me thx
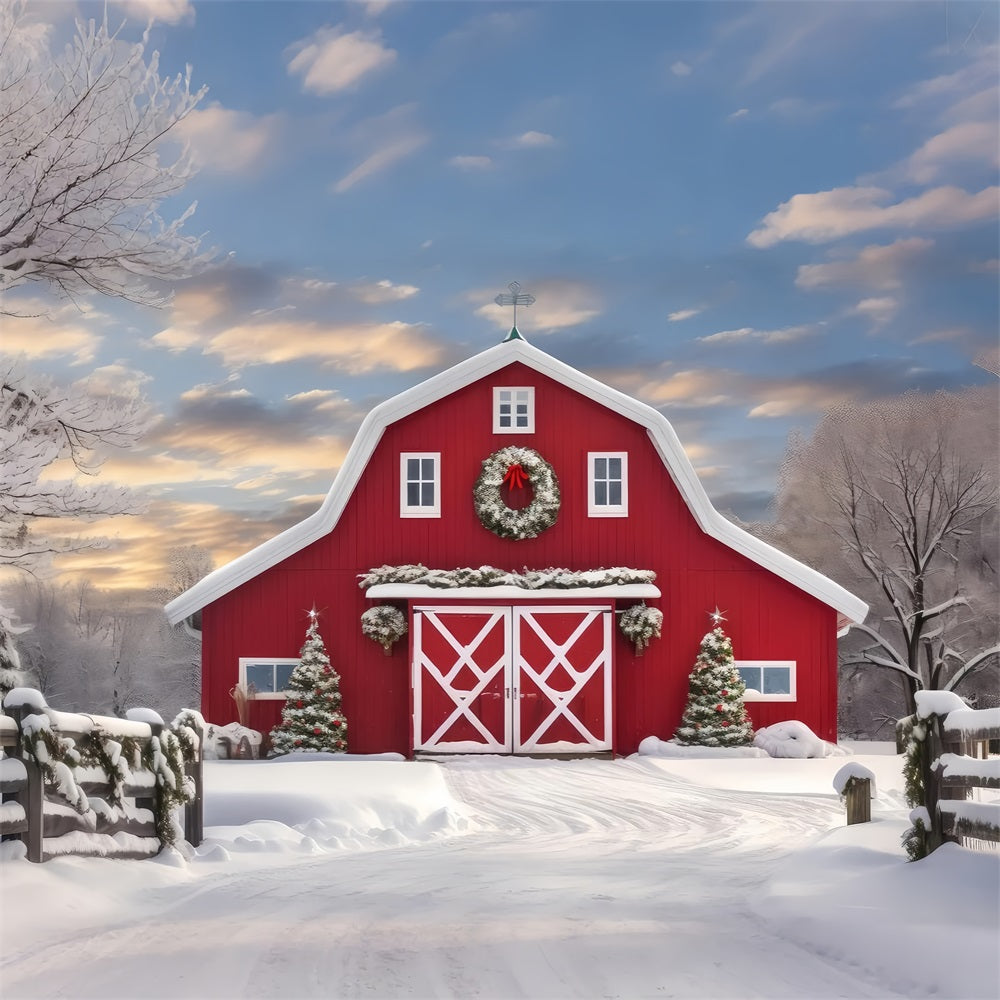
[166,336,868,628]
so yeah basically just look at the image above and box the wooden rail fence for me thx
[898,692,1000,858]
[1,693,203,863]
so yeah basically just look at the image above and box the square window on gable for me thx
[401,453,441,517]
[494,387,535,433]
[588,452,628,517]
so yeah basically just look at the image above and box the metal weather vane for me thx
[495,281,535,331]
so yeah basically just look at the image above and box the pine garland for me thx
[359,564,657,590]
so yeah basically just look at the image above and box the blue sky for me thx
[5,0,998,591]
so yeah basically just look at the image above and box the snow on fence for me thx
[0,689,203,863]
[897,691,1000,860]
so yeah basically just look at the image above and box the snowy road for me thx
[1,755,919,999]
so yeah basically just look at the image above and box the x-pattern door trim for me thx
[413,608,510,751]
[513,607,612,752]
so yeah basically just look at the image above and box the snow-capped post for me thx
[673,610,754,748]
[361,605,408,655]
[833,763,876,825]
[269,609,349,755]
[619,602,663,654]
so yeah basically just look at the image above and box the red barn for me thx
[166,332,866,755]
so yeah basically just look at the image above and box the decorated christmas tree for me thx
[269,610,348,755]
[674,610,754,747]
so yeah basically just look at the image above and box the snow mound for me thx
[636,735,768,758]
[753,721,842,759]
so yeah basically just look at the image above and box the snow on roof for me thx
[165,336,868,626]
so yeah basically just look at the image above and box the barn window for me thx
[401,453,441,516]
[734,661,796,702]
[239,658,298,699]
[494,387,534,433]
[588,452,628,516]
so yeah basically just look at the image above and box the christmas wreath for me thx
[473,446,560,540]
[619,602,663,653]
[361,604,408,653]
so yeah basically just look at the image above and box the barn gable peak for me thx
[165,335,867,629]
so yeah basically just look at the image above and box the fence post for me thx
[135,720,162,828]
[184,722,204,848]
[844,777,872,825]
[6,704,44,863]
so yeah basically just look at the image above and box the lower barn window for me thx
[239,658,298,699]
[734,660,796,702]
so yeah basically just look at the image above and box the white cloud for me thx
[971,258,999,274]
[1,307,101,364]
[509,131,556,148]
[449,155,493,170]
[351,279,420,304]
[668,308,702,322]
[111,0,194,25]
[893,48,1000,110]
[727,108,749,121]
[286,26,396,95]
[901,120,1000,184]
[698,325,815,346]
[174,104,284,174]
[747,185,999,247]
[851,296,899,328]
[334,133,427,193]
[671,61,692,77]
[795,237,934,291]
[472,279,601,333]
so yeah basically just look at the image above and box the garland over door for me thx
[413,605,613,754]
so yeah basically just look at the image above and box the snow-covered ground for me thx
[1,744,997,1000]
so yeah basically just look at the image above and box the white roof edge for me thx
[166,337,868,626]
[366,584,662,600]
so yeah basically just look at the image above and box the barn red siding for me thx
[201,360,840,752]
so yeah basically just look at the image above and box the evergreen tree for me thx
[674,621,754,747]
[269,611,348,755]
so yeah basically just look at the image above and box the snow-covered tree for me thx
[0,1,207,308]
[0,604,30,701]
[674,623,754,747]
[763,388,998,718]
[0,360,150,570]
[269,611,348,755]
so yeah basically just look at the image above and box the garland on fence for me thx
[17,711,200,848]
[359,564,657,590]
[473,446,561,540]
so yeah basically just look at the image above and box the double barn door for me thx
[413,606,613,754]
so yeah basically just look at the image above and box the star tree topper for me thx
[709,606,727,626]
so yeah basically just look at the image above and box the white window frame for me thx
[588,452,628,517]
[493,387,535,433]
[734,660,797,702]
[239,658,298,700]
[400,452,441,517]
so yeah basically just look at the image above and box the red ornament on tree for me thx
[296,700,303,708]
[715,704,723,712]
[721,690,728,697]
[313,726,321,735]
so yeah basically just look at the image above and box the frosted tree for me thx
[0,361,150,569]
[269,611,348,755]
[674,617,754,747]
[0,1,207,308]
[763,388,998,718]
[0,605,30,701]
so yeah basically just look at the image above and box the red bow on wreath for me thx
[503,463,528,489]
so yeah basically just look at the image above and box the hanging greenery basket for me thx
[473,446,560,541]
[619,602,663,653]
[361,604,408,654]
